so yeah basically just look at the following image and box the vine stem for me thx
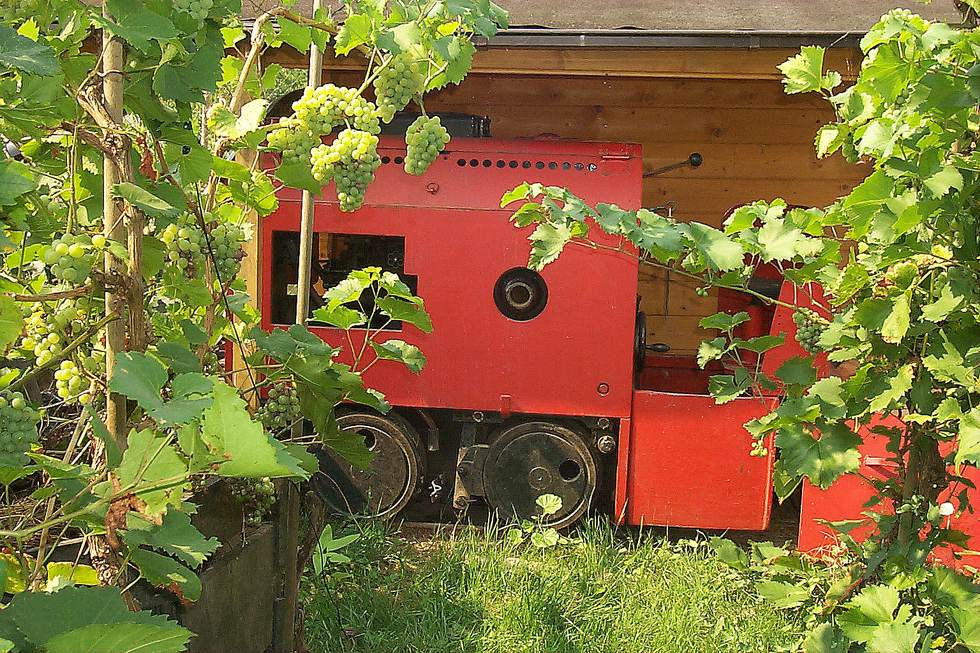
[566,236,807,312]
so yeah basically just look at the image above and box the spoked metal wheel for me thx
[310,412,422,519]
[483,421,597,529]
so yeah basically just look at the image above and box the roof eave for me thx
[481,28,863,49]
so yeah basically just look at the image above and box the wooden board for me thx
[270,45,863,82]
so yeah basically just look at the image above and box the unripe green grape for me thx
[0,390,39,466]
[373,54,424,123]
[404,116,450,176]
[792,308,826,355]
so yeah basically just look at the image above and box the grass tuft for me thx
[300,517,801,653]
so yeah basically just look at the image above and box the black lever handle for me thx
[646,343,671,353]
[643,153,703,177]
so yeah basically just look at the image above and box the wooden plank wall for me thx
[313,47,871,354]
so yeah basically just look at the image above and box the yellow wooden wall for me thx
[298,46,871,354]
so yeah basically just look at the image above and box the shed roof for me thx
[489,0,959,32]
[252,1,961,33]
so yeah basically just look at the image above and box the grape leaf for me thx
[199,381,310,478]
[98,0,178,53]
[0,160,37,206]
[123,508,218,568]
[114,428,188,516]
[334,14,373,55]
[775,422,861,489]
[880,292,911,344]
[0,295,23,352]
[275,162,323,195]
[46,562,99,587]
[842,170,894,238]
[0,586,186,652]
[311,305,367,330]
[111,183,179,217]
[682,222,745,271]
[108,352,168,411]
[277,17,312,53]
[527,222,572,270]
[129,548,201,603]
[956,408,980,468]
[375,296,433,332]
[0,24,59,76]
[45,622,192,653]
[369,340,427,373]
[923,165,963,199]
[699,312,750,332]
[778,46,826,94]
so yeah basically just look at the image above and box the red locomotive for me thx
[259,132,979,564]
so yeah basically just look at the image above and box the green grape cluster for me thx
[208,222,247,279]
[201,347,221,375]
[311,129,381,211]
[268,84,381,167]
[373,54,424,123]
[54,359,91,404]
[404,116,450,175]
[20,303,88,367]
[173,0,213,21]
[0,0,41,24]
[228,477,276,527]
[161,217,245,278]
[0,390,40,467]
[255,383,300,435]
[792,308,826,355]
[42,233,105,284]
[267,117,319,166]
[161,220,208,274]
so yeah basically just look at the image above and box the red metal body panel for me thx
[260,137,642,418]
[622,391,775,529]
[800,419,980,572]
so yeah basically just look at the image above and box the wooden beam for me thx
[263,43,862,81]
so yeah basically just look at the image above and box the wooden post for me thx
[102,6,127,452]
[273,5,323,651]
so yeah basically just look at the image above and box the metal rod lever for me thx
[643,152,703,177]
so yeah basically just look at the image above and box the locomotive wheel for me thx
[310,412,422,519]
[483,421,597,529]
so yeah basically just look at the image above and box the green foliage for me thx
[504,7,980,650]
[0,0,486,646]
[0,586,191,653]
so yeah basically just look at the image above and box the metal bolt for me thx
[597,417,611,430]
[426,182,439,194]
[597,383,610,396]
[596,435,616,454]
[472,411,484,423]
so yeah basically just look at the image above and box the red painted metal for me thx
[260,137,642,419]
[623,391,775,529]
[800,418,980,572]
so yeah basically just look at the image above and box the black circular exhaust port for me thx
[494,268,548,321]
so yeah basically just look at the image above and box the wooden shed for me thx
[260,0,960,355]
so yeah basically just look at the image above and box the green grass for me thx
[300,518,802,653]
